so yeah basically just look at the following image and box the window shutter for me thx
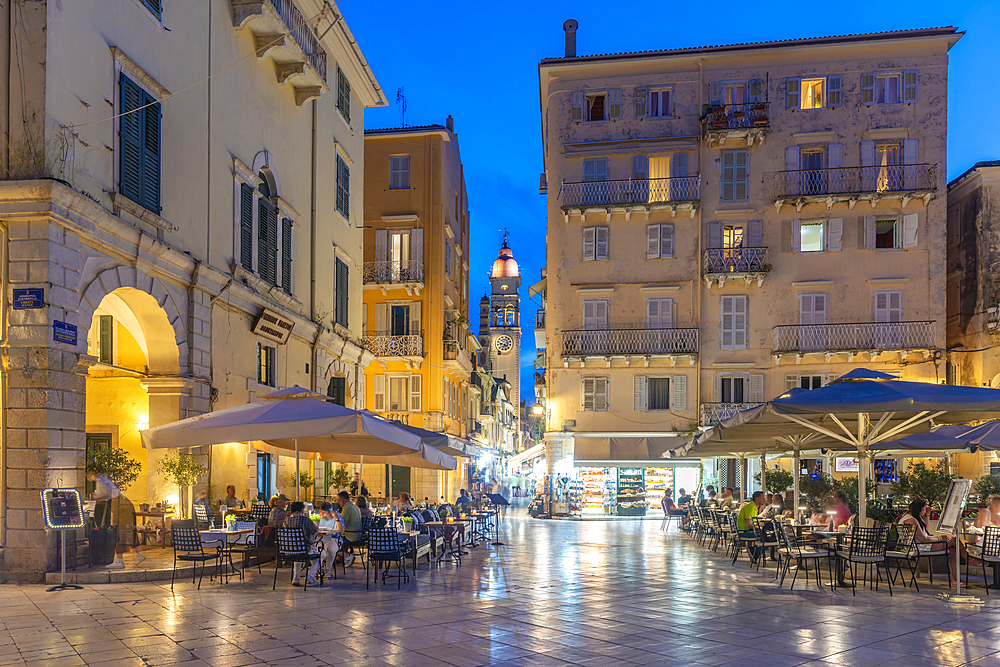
[595,226,609,260]
[582,226,596,261]
[903,140,919,165]
[749,374,764,403]
[410,227,423,267]
[375,303,387,333]
[99,315,114,364]
[646,225,660,259]
[634,86,648,118]
[736,150,749,201]
[647,298,659,327]
[336,156,350,218]
[889,291,902,320]
[408,300,420,336]
[707,221,722,249]
[634,376,647,412]
[786,77,800,109]
[827,218,843,252]
[672,152,688,178]
[721,297,734,348]
[410,375,422,412]
[902,213,918,248]
[142,0,162,19]
[335,258,349,327]
[860,141,875,168]
[633,155,648,180]
[785,146,800,172]
[747,220,762,249]
[375,228,388,263]
[608,89,622,121]
[240,183,254,271]
[749,79,763,103]
[861,73,875,105]
[337,68,352,122]
[709,82,723,105]
[864,216,876,249]
[595,378,608,411]
[142,93,161,213]
[374,375,385,411]
[281,218,293,294]
[903,71,918,103]
[791,219,801,252]
[571,91,584,122]
[828,143,843,169]
[582,377,595,411]
[258,199,278,285]
[118,74,143,206]
[671,375,687,411]
[827,75,842,107]
[734,297,748,348]
[661,224,674,258]
[595,300,609,328]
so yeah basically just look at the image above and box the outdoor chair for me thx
[250,503,271,525]
[229,520,261,575]
[776,522,832,590]
[367,528,410,589]
[170,526,222,590]
[728,512,756,565]
[707,509,727,552]
[749,517,780,571]
[193,503,211,529]
[965,525,1000,594]
[837,525,892,596]
[884,523,920,591]
[273,527,323,590]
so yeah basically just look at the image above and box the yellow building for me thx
[537,23,961,506]
[362,120,474,502]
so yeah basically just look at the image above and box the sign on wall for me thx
[53,321,78,345]
[13,288,44,309]
[834,457,859,473]
[252,308,294,344]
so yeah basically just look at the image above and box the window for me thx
[588,93,606,121]
[582,299,609,330]
[634,375,686,411]
[571,90,621,122]
[97,315,114,365]
[281,218,292,294]
[257,342,275,387]
[800,78,825,109]
[720,376,745,403]
[258,177,278,285]
[335,258,349,328]
[118,73,161,213]
[583,226,609,261]
[876,219,899,249]
[337,67,351,122]
[800,222,824,252]
[646,298,674,329]
[328,376,346,406]
[583,158,609,182]
[709,80,764,106]
[799,293,828,351]
[862,72,917,105]
[649,88,671,117]
[445,241,452,276]
[388,376,409,411]
[377,374,422,413]
[785,374,825,391]
[646,224,674,259]
[786,75,841,110]
[721,151,748,202]
[389,155,410,190]
[792,218,842,253]
[720,295,748,349]
[582,377,609,411]
[717,373,764,403]
[647,377,671,411]
[256,452,272,501]
[138,0,161,19]
[336,155,350,218]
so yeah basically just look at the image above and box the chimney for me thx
[446,115,454,133]
[563,19,578,58]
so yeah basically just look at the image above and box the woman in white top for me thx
[317,502,345,577]
[392,492,413,512]
[900,498,976,582]
[975,495,1000,529]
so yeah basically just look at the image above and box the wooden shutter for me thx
[595,227,609,260]
[874,290,903,322]
[608,88,622,121]
[335,258,349,327]
[634,376,647,412]
[595,378,608,411]
[860,141,875,167]
[661,224,674,258]
[828,143,843,169]
[864,216,876,249]
[721,297,734,348]
[389,156,400,190]
[374,303,388,333]
[791,219,801,252]
[903,140,919,165]
[374,375,385,411]
[633,155,648,180]
[258,199,277,284]
[142,0,162,19]
[736,151,748,200]
[671,374,687,411]
[672,153,688,178]
[571,91,584,122]
[749,374,764,402]
[707,221,722,249]
[582,377,595,411]
[709,82,723,105]
[747,220,762,249]
[785,146,800,172]
[375,228,387,263]
[786,77,800,109]
[646,225,660,259]
[734,296,748,348]
[748,79,763,103]
[827,218,843,251]
[142,92,161,213]
[903,71,918,103]
[99,315,114,364]
[634,86,648,119]
[409,300,421,336]
[861,73,875,105]
[902,214,918,248]
[410,227,423,267]
[336,156,350,218]
[240,183,254,271]
[595,300,609,328]
[118,74,143,207]
[281,218,293,294]
[827,75,842,107]
[582,227,596,261]
[410,375,422,412]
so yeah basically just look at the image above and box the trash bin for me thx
[89,526,118,566]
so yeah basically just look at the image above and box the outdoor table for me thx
[424,521,465,564]
[134,511,172,545]
[813,529,851,587]
[200,528,253,579]
[455,517,477,547]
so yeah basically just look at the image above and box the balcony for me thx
[362,333,423,363]
[772,321,935,362]
[362,260,424,295]
[443,340,472,370]
[703,247,770,288]
[700,402,764,427]
[561,327,698,363]
[231,0,329,106]
[534,309,546,349]
[560,176,700,219]
[773,165,937,211]
[701,103,770,147]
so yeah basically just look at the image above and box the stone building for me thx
[0,0,385,579]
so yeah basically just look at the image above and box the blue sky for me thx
[350,1,1000,404]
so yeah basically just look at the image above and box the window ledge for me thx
[111,192,175,232]
[233,266,302,310]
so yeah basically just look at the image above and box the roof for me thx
[949,160,1000,188]
[539,26,963,65]
[365,124,449,136]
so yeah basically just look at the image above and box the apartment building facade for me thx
[538,25,960,492]
[362,120,474,502]
[0,0,385,579]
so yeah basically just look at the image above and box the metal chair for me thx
[193,503,211,529]
[884,523,920,591]
[749,517,780,571]
[273,527,323,590]
[250,503,271,525]
[170,526,222,590]
[728,512,755,565]
[776,522,832,590]
[966,525,1000,594]
[229,520,261,575]
[836,525,892,596]
[367,528,409,589]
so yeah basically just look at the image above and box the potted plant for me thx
[401,516,414,531]
[753,470,794,494]
[295,471,315,501]
[86,447,142,493]
[753,115,769,126]
[158,452,207,519]
[325,463,351,495]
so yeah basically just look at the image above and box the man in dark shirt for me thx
[284,501,320,585]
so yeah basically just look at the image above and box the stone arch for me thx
[252,150,281,198]
[78,266,187,374]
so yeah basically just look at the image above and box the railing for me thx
[271,0,328,81]
[561,328,699,356]
[701,103,770,131]
[362,333,423,357]
[362,260,424,284]
[561,176,700,207]
[772,321,935,353]
[480,403,496,417]
[443,340,463,361]
[700,402,764,426]
[704,247,769,274]
[535,309,546,329]
[534,372,546,386]
[774,165,936,197]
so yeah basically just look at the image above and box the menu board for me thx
[41,488,85,529]
[937,479,973,534]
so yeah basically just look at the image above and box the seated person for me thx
[901,498,977,583]
[677,488,693,507]
[828,491,852,528]
[392,492,413,512]
[356,495,374,522]
[456,489,472,506]
[737,491,767,533]
[975,495,1000,529]
[283,502,321,586]
[662,489,691,528]
[718,487,736,509]
[700,490,718,508]
[222,485,242,509]
[268,494,289,527]
[317,502,344,578]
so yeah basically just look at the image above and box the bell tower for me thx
[479,231,522,408]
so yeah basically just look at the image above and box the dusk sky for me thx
[350,1,1000,404]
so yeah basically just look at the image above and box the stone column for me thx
[140,377,194,506]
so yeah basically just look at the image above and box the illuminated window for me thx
[800,222,825,252]
[257,342,275,387]
[800,78,825,109]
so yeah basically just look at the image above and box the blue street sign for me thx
[53,321,77,345]
[12,288,44,309]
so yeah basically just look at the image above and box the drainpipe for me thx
[2,0,11,171]
[310,101,319,394]
[0,225,8,550]
[696,57,704,451]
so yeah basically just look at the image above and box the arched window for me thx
[505,305,516,326]
[233,153,295,295]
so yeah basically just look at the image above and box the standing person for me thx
[827,490,852,528]
[86,471,135,568]
[337,491,361,567]
[283,502,321,586]
[350,473,368,497]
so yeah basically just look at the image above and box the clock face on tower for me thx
[495,335,513,353]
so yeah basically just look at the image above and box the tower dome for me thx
[490,242,519,278]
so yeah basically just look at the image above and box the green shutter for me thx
[335,258,349,328]
[337,68,351,122]
[99,315,114,364]
[328,376,346,406]
[119,74,143,206]
[240,183,254,271]
[258,199,277,285]
[336,156,350,218]
[142,92,161,213]
[281,217,292,294]
[142,0,162,19]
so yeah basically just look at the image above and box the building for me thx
[946,161,1000,479]
[537,23,960,511]
[0,0,385,579]
[361,119,474,503]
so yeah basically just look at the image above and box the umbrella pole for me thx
[760,452,766,494]
[858,413,866,527]
[359,456,364,494]
[295,438,301,502]
[793,445,800,521]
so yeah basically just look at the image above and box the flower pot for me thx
[753,116,768,126]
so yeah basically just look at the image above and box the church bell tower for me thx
[479,231,521,408]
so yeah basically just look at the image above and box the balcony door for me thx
[875,144,901,192]
[389,230,410,280]
[798,293,828,351]
[873,290,902,348]
[582,158,609,206]
[800,150,826,195]
[581,299,609,355]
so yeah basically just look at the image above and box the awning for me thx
[575,459,701,468]
[509,442,545,467]
[574,436,683,462]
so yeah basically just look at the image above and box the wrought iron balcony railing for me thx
[561,176,700,208]
[774,165,936,198]
[362,333,423,357]
[362,260,424,284]
[271,0,328,81]
[772,321,935,353]
[704,247,769,274]
[700,402,764,426]
[562,328,699,356]
[701,102,770,131]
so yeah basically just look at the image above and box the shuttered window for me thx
[582,377,609,412]
[874,291,903,323]
[239,183,254,271]
[336,155,350,218]
[327,376,347,406]
[335,258,349,328]
[720,295,748,349]
[582,299,609,330]
[281,217,293,294]
[337,67,351,122]
[646,224,674,259]
[99,315,114,365]
[119,73,161,213]
[258,197,278,285]
[257,342,275,387]
[582,226,608,261]
[139,0,161,19]
[721,150,748,202]
[389,155,410,190]
[646,298,673,329]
